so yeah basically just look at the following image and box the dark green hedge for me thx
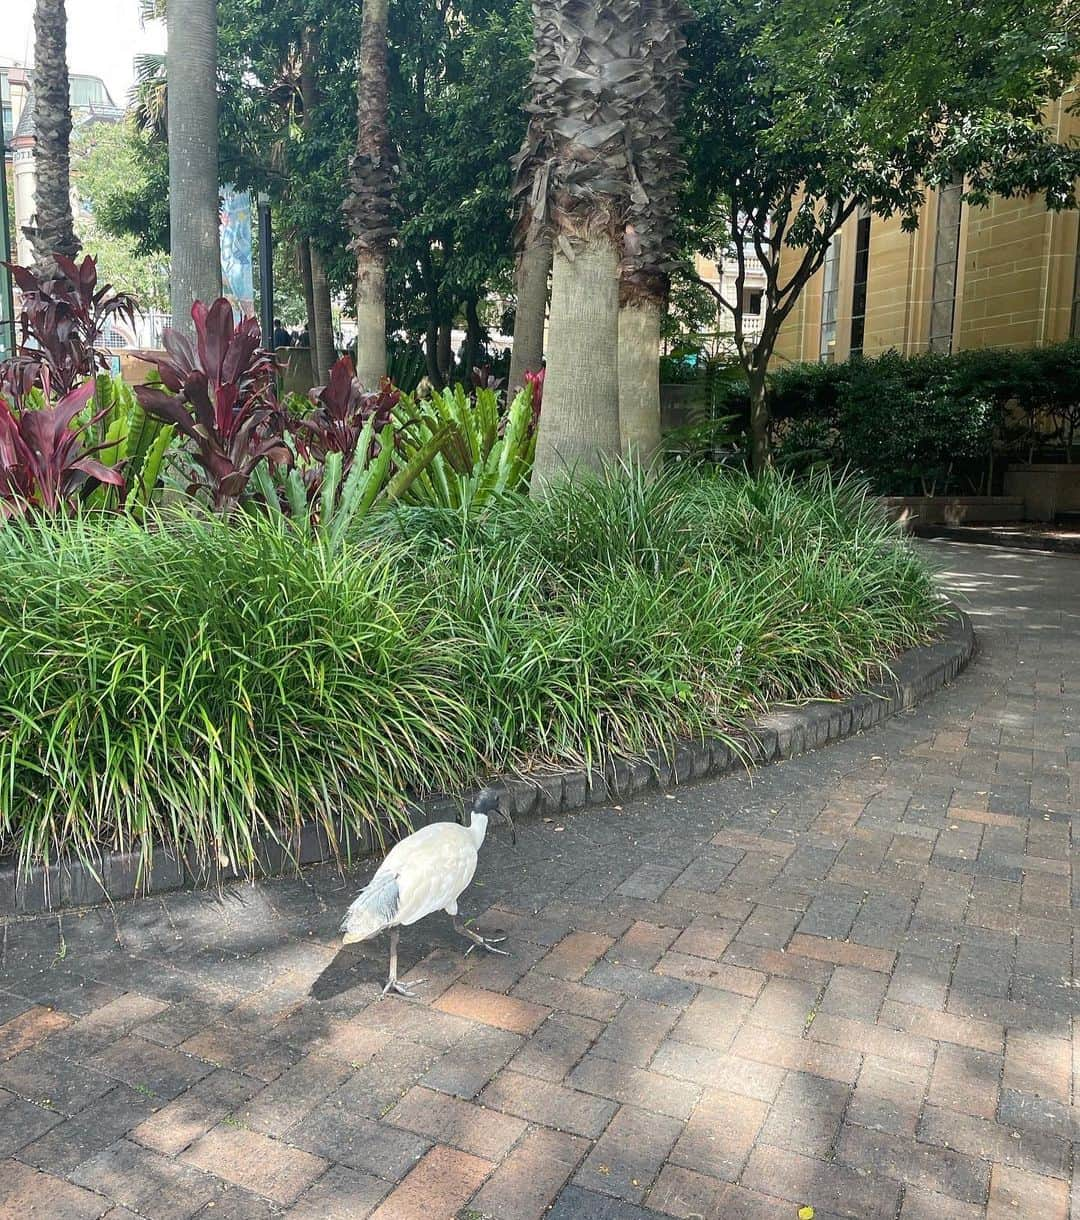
[767,343,1080,496]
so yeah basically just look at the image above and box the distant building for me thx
[775,92,1080,364]
[1,61,123,265]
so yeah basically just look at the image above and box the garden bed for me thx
[0,468,956,913]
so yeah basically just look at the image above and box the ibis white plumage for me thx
[340,788,515,996]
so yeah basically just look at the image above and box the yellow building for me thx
[775,94,1080,365]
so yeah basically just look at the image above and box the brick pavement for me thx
[1,541,1078,1219]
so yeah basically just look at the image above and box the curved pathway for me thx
[1,541,1078,1220]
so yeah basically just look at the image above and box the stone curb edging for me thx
[0,607,975,917]
[915,525,1080,555]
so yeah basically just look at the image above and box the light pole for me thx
[257,192,273,346]
[0,96,16,361]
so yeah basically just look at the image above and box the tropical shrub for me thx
[0,466,941,873]
[0,375,125,518]
[2,254,137,400]
[135,299,291,509]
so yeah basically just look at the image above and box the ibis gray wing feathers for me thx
[340,869,400,943]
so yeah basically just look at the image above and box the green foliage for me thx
[0,467,940,870]
[397,384,539,508]
[89,374,175,516]
[767,344,1080,493]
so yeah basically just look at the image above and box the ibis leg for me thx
[453,915,510,957]
[381,927,423,998]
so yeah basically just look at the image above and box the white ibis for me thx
[340,788,515,997]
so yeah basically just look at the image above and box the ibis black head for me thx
[472,787,516,844]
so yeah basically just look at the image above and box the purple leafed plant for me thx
[0,374,125,519]
[297,356,401,468]
[135,300,290,510]
[1,254,137,404]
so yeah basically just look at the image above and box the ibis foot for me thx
[381,976,424,999]
[454,916,511,957]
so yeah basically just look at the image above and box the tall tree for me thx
[345,0,396,388]
[523,0,648,488]
[618,0,689,463]
[300,26,336,382]
[684,0,1080,470]
[30,0,78,271]
[507,4,557,395]
[167,0,221,331]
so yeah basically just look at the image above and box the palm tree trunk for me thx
[507,233,551,393]
[346,0,394,389]
[300,236,316,347]
[299,29,336,383]
[168,0,221,332]
[31,0,78,272]
[531,235,621,489]
[618,294,664,464]
[310,245,335,381]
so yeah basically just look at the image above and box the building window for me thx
[929,176,964,353]
[849,206,871,355]
[819,232,842,361]
[744,288,763,316]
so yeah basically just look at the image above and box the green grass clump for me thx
[0,466,942,872]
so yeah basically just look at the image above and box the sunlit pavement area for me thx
[1,540,1079,1219]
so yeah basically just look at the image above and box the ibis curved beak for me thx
[500,806,517,845]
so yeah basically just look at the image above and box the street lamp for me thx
[257,192,273,346]
[0,95,16,361]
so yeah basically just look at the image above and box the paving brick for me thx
[668,1086,767,1180]
[285,1165,390,1220]
[0,1006,72,1061]
[881,999,1004,1054]
[788,933,895,972]
[735,905,800,948]
[385,1086,526,1161]
[809,1012,934,1067]
[669,917,738,962]
[575,1104,682,1202]
[419,1024,522,1099]
[836,1122,989,1205]
[919,1103,1070,1179]
[73,1138,225,1218]
[654,952,767,994]
[15,1083,155,1175]
[605,921,679,970]
[289,1101,430,1179]
[591,998,678,1067]
[988,1161,1068,1220]
[480,1070,616,1138]
[367,1144,492,1219]
[90,1034,213,1103]
[647,1164,790,1219]
[747,977,821,1037]
[758,1071,851,1156]
[512,972,622,1022]
[1003,1029,1071,1103]
[131,1068,260,1156]
[721,942,830,986]
[545,1185,659,1220]
[615,864,682,901]
[506,1012,599,1082]
[847,1055,929,1137]
[233,1053,352,1135]
[668,989,752,1053]
[583,962,695,1008]
[0,1160,111,1220]
[432,985,549,1035]
[182,1124,327,1204]
[732,1024,861,1084]
[742,1143,901,1220]
[928,1044,1003,1120]
[900,1187,983,1220]
[470,1127,585,1220]
[0,1048,115,1116]
[820,964,889,1023]
[0,1087,64,1157]
[536,932,615,981]
[569,1053,699,1120]
[47,994,170,1060]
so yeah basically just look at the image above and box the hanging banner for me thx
[220,187,254,320]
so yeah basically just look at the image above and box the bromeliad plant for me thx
[0,373,125,519]
[2,254,137,402]
[136,299,290,510]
